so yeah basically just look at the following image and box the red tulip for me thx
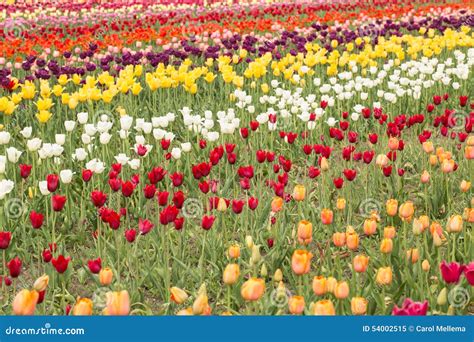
[248,197,259,210]
[433,95,442,105]
[392,298,428,316]
[143,184,156,199]
[333,178,344,189]
[0,231,12,249]
[368,133,378,144]
[87,258,102,274]
[159,205,179,225]
[51,255,71,274]
[19,164,32,179]
[172,191,185,209]
[136,144,148,156]
[463,262,474,286]
[111,163,122,173]
[30,211,44,229]
[51,195,67,211]
[121,181,134,197]
[232,199,245,214]
[343,169,357,181]
[91,190,107,208]
[198,181,210,194]
[426,103,435,112]
[125,229,137,243]
[459,95,468,107]
[382,166,393,177]
[82,169,93,182]
[170,172,184,187]
[439,261,464,284]
[308,166,320,178]
[7,257,21,277]
[139,218,154,235]
[160,138,170,150]
[42,249,52,263]
[256,150,266,162]
[157,191,169,206]
[108,178,122,192]
[173,217,184,230]
[148,167,166,184]
[201,215,215,230]
[46,174,59,192]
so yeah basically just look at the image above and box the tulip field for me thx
[0,0,473,316]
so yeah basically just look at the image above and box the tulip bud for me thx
[99,267,113,286]
[33,274,49,292]
[274,269,283,282]
[72,297,93,315]
[332,232,346,247]
[320,157,329,171]
[326,276,337,293]
[260,264,268,277]
[240,278,265,301]
[422,259,430,272]
[228,245,240,259]
[420,170,430,183]
[429,154,438,166]
[386,199,398,216]
[334,281,349,299]
[12,289,39,315]
[312,276,327,296]
[170,287,188,304]
[383,226,396,239]
[297,220,312,245]
[271,197,284,212]
[376,267,393,285]
[193,287,210,315]
[412,218,424,235]
[245,235,254,249]
[437,287,447,305]
[353,254,369,273]
[446,215,463,233]
[406,248,419,263]
[311,299,335,315]
[363,219,377,236]
[251,245,261,263]
[217,198,227,212]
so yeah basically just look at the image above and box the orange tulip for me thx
[336,198,346,210]
[383,226,396,239]
[326,277,337,293]
[465,146,474,160]
[420,170,430,183]
[192,292,211,315]
[460,180,471,192]
[103,290,130,315]
[99,267,113,286]
[376,267,393,285]
[446,215,463,233]
[320,209,333,225]
[288,295,305,315]
[241,278,265,301]
[412,218,424,235]
[346,231,359,250]
[388,137,399,150]
[271,197,283,212]
[176,307,193,315]
[72,297,93,315]
[351,297,368,315]
[441,159,455,173]
[386,199,398,216]
[406,248,419,264]
[312,276,327,296]
[463,208,474,223]
[311,299,335,315]
[363,218,377,236]
[380,238,393,254]
[292,184,306,201]
[170,287,188,304]
[398,201,414,221]
[228,245,240,259]
[422,141,434,153]
[334,281,349,299]
[291,250,312,275]
[429,154,438,166]
[223,264,240,285]
[12,289,39,315]
[353,254,369,273]
[297,220,312,245]
[332,232,346,247]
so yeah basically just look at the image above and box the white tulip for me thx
[20,127,32,138]
[77,112,88,124]
[0,155,6,174]
[38,181,50,196]
[99,132,112,145]
[115,154,129,165]
[55,134,66,145]
[181,142,191,152]
[27,138,42,151]
[74,148,87,161]
[6,147,22,163]
[60,169,73,184]
[128,159,140,170]
[120,115,133,131]
[0,179,14,200]
[0,131,11,144]
[64,120,76,132]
